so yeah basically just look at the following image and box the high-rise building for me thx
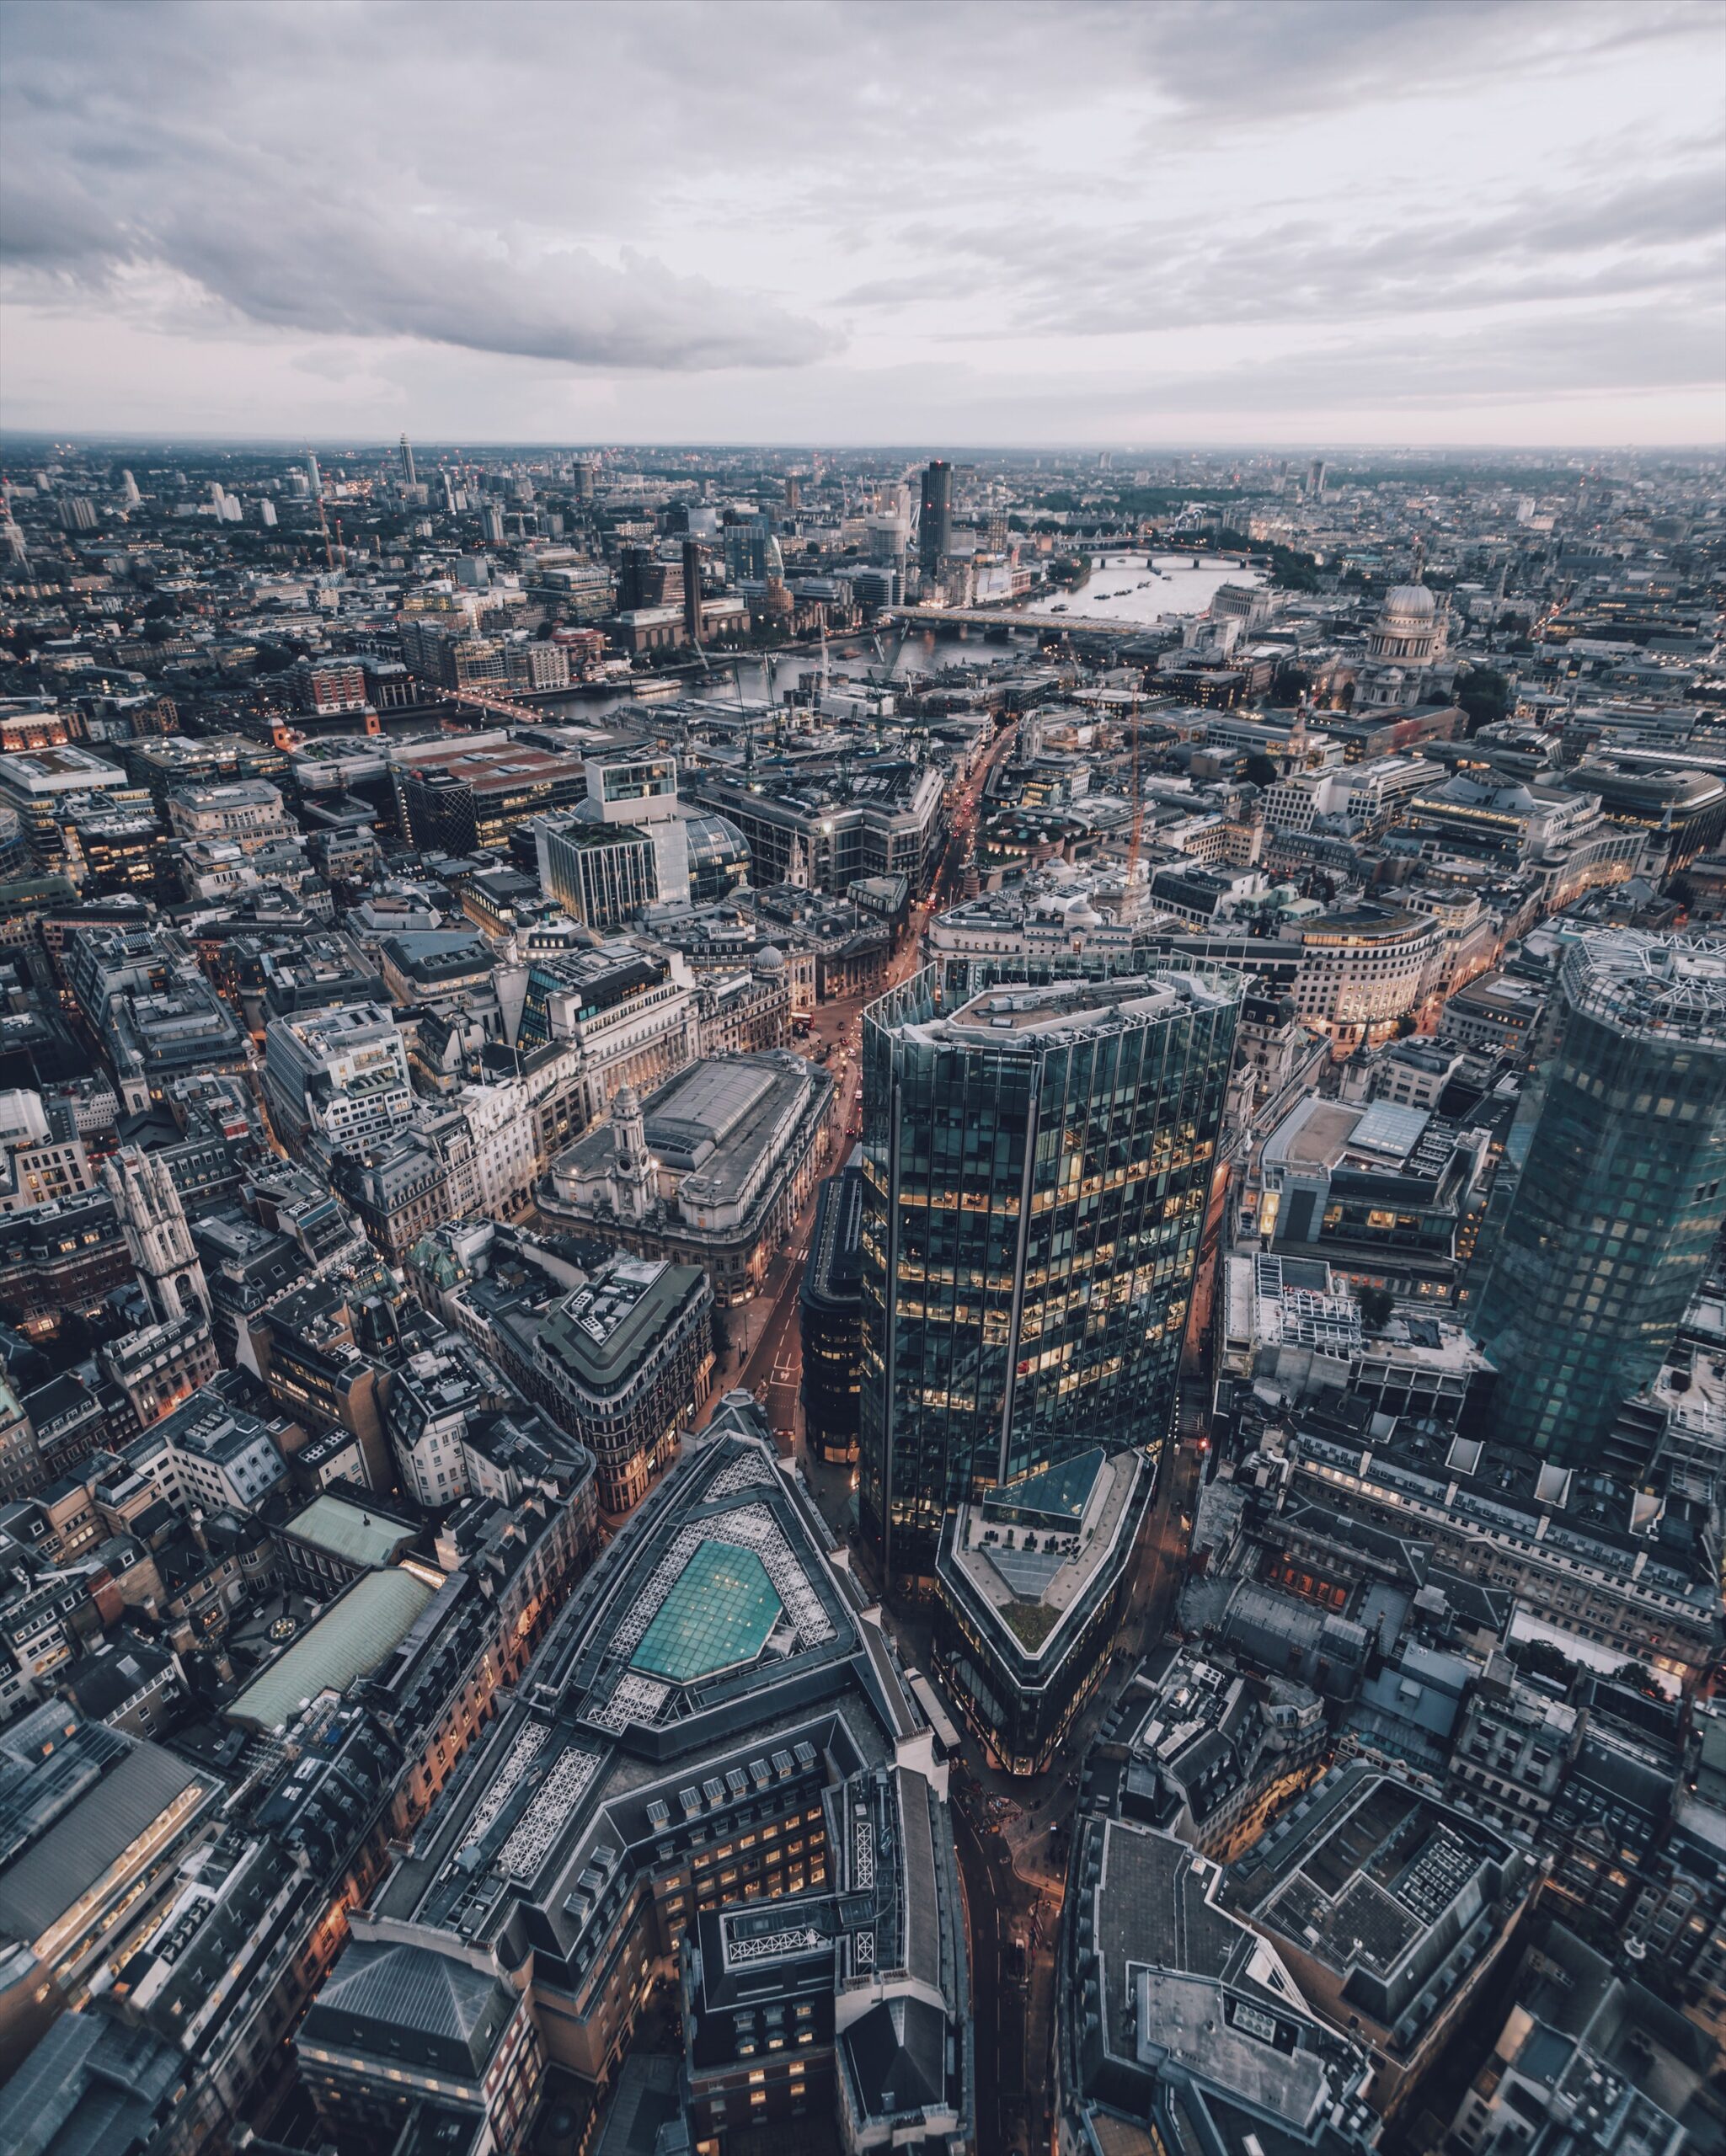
[858,964,1242,1587]
[1307,456,1328,497]
[681,536,704,646]
[306,450,322,497]
[1472,931,1726,1464]
[918,458,953,574]
[398,432,416,488]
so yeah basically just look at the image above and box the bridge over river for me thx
[879,602,1154,639]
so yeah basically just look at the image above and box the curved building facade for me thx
[1472,931,1726,1464]
[858,963,1241,1589]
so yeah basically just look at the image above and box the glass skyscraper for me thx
[1473,931,1726,1465]
[858,963,1241,1589]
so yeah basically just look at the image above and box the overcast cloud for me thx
[1,0,1721,445]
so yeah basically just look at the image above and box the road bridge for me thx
[881,602,1157,639]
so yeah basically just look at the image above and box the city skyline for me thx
[3,0,1723,447]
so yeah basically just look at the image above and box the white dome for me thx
[1381,583,1437,620]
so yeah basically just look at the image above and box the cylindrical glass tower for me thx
[858,963,1241,1589]
[1473,931,1726,1464]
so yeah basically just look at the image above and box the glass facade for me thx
[681,812,751,905]
[858,963,1241,1588]
[1473,931,1726,1464]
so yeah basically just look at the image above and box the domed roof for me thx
[1381,583,1437,620]
[612,1083,642,1118]
[754,943,787,974]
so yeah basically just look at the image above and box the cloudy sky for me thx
[3,0,1723,447]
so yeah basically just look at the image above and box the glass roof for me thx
[630,1540,783,1684]
[985,1445,1108,1525]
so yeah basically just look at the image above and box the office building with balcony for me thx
[0,744,130,870]
[859,964,1240,1589]
[1472,930,1726,1464]
[1254,1093,1499,1307]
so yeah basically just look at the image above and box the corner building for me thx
[302,1396,971,2156]
[859,965,1241,1590]
[1472,930,1726,1464]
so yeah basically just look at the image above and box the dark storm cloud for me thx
[0,0,1719,435]
[0,0,839,371]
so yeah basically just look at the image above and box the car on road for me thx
[1005,1939,1029,1984]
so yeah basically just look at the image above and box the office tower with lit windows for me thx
[1472,931,1726,1465]
[858,963,1241,1588]
[398,432,416,487]
[918,458,953,576]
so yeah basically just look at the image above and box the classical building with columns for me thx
[1358,578,1448,712]
[542,1052,834,1305]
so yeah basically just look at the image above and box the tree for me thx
[1271,661,1312,706]
[1242,752,1280,789]
[1355,1285,1395,1331]
[1507,1636,1577,1689]
[1454,666,1511,736]
[1395,1012,1418,1038]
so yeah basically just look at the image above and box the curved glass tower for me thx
[1473,931,1726,1464]
[858,963,1241,1589]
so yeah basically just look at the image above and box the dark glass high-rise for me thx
[858,963,1241,1589]
[1472,930,1726,1465]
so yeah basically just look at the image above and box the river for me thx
[529,551,1260,722]
[1050,551,1261,624]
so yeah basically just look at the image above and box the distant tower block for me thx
[104,1146,211,1326]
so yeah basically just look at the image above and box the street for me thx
[700,712,1019,1449]
[695,711,1219,2156]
